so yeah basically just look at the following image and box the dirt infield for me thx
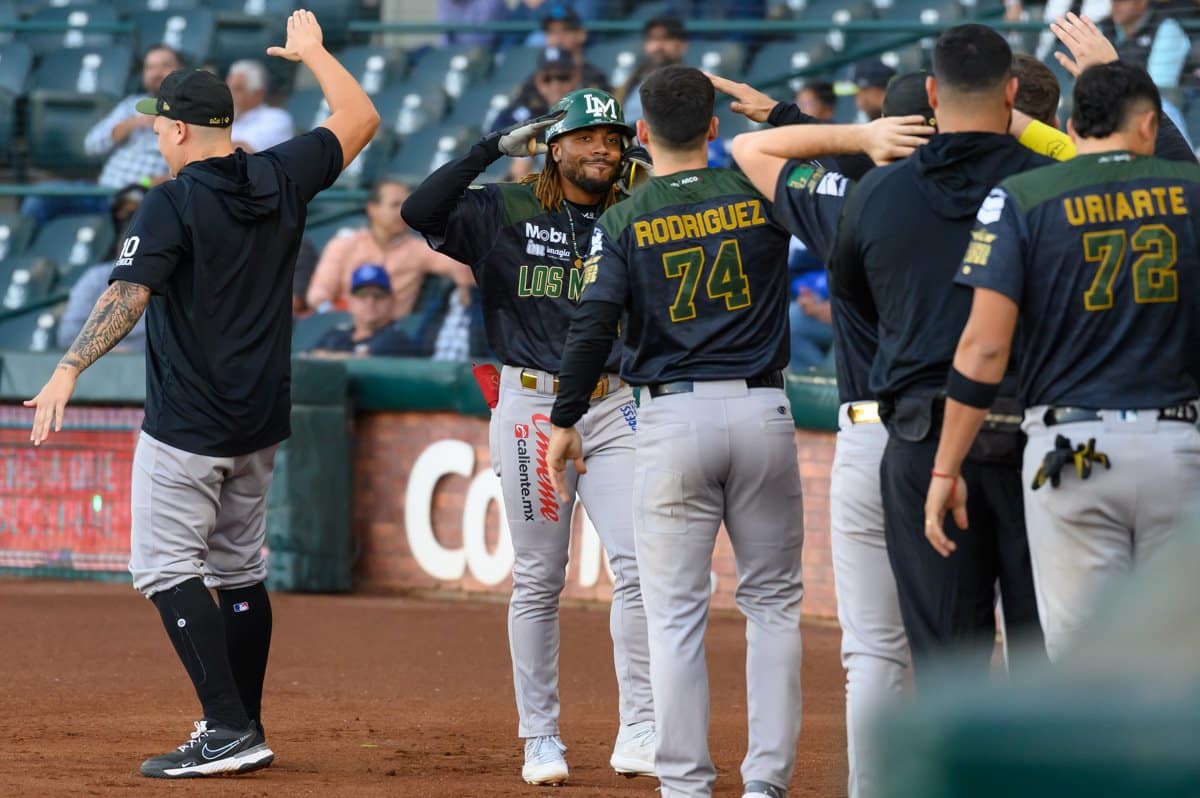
[0,580,847,797]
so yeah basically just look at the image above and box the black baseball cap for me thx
[537,47,578,72]
[883,71,936,127]
[853,59,896,90]
[135,68,234,128]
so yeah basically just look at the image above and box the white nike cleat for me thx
[610,720,656,778]
[522,735,568,785]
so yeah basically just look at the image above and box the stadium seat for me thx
[132,9,215,65]
[0,255,59,313]
[796,0,873,20]
[31,45,131,96]
[445,81,514,133]
[477,156,514,184]
[0,297,66,352]
[27,214,114,274]
[488,47,542,96]
[745,37,833,94]
[628,0,672,21]
[875,0,962,22]
[385,124,475,185]
[207,0,294,71]
[0,213,35,267]
[293,45,408,94]
[0,1,16,47]
[301,0,357,51]
[0,40,32,96]
[332,128,396,190]
[116,0,201,14]
[833,91,859,123]
[714,103,760,138]
[408,44,490,102]
[23,5,123,57]
[304,214,364,255]
[373,82,450,138]
[684,41,747,79]
[285,86,331,132]
[585,36,642,93]
[292,310,350,353]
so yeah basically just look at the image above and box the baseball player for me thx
[729,75,935,798]
[24,11,378,777]
[401,88,656,785]
[925,62,1200,660]
[546,65,803,798]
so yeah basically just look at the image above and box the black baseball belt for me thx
[1043,403,1198,427]
[648,371,785,398]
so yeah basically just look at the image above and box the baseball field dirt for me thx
[0,579,847,797]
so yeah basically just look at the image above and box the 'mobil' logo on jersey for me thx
[632,199,766,248]
[517,264,586,301]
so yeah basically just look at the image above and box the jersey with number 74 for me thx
[580,167,792,384]
[957,152,1200,409]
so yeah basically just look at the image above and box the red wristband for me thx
[931,469,958,502]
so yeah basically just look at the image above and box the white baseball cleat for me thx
[742,780,787,798]
[609,720,656,778]
[522,735,568,785]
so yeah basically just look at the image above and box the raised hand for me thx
[707,72,777,123]
[495,109,568,158]
[861,114,935,164]
[1052,13,1118,78]
[267,9,324,63]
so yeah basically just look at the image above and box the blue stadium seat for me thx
[0,254,59,314]
[285,87,331,132]
[745,37,833,94]
[408,44,490,103]
[116,0,201,13]
[714,103,760,138]
[27,214,114,274]
[31,45,131,96]
[132,8,215,64]
[207,0,294,71]
[0,0,17,46]
[332,128,396,190]
[489,46,542,96]
[0,298,67,353]
[585,36,642,92]
[875,0,962,21]
[385,124,475,185]
[373,82,450,138]
[292,310,350,353]
[684,41,747,79]
[23,5,123,57]
[629,0,672,21]
[446,81,514,132]
[293,45,408,94]
[0,40,32,95]
[0,213,35,266]
[300,0,357,51]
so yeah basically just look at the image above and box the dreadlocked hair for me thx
[521,156,623,212]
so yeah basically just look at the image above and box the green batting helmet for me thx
[545,88,635,142]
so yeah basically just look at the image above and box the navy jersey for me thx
[959,151,1200,408]
[426,181,620,373]
[581,167,791,383]
[772,159,877,403]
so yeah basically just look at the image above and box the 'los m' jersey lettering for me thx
[581,168,791,383]
[958,152,1200,408]
[427,181,619,372]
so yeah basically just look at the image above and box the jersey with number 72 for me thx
[580,167,792,384]
[957,152,1200,409]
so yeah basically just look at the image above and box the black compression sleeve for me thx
[550,300,623,428]
[399,142,502,239]
[767,102,809,127]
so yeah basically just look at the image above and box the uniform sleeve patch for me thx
[786,164,817,189]
[976,188,1007,225]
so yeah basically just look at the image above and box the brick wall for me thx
[352,410,840,620]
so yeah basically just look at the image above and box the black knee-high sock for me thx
[152,578,250,731]
[218,582,272,730]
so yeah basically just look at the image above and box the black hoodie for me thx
[111,127,343,456]
[828,132,1052,402]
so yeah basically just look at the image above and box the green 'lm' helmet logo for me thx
[547,88,635,142]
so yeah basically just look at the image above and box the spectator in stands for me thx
[306,178,472,316]
[512,1,612,49]
[1005,0,1111,60]
[532,6,610,91]
[439,0,510,47]
[796,79,836,121]
[21,45,182,227]
[421,284,491,361]
[852,59,894,120]
[308,264,418,356]
[619,15,689,124]
[492,48,583,180]
[57,184,149,351]
[1099,0,1190,89]
[1012,53,1061,127]
[227,60,295,153]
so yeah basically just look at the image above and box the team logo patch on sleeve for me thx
[786,165,817,189]
[581,254,600,287]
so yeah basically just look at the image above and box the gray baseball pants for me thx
[633,380,805,798]
[491,365,653,738]
[831,403,909,798]
[1022,406,1200,660]
[128,431,277,599]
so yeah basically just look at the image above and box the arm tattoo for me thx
[59,281,151,373]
